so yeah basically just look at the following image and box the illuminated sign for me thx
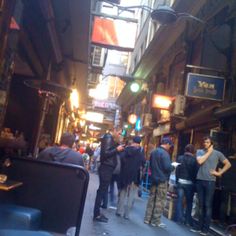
[152,94,173,109]
[91,16,137,51]
[83,112,104,123]
[93,100,118,110]
[185,73,225,101]
[135,117,142,131]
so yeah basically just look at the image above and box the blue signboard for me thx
[185,73,225,101]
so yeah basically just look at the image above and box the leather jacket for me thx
[175,152,198,183]
[100,133,118,168]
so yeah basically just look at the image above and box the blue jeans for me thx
[175,183,194,226]
[196,180,215,232]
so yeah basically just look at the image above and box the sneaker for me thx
[150,223,158,227]
[158,223,166,228]
[93,214,108,223]
[144,220,150,224]
[115,212,121,217]
[124,215,129,220]
[190,227,201,233]
[200,231,208,236]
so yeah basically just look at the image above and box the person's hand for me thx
[117,145,124,152]
[207,145,213,153]
[210,169,221,177]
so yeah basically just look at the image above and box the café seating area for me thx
[0,157,89,236]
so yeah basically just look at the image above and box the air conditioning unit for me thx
[173,95,186,116]
[142,113,152,127]
[92,46,107,67]
[88,73,99,85]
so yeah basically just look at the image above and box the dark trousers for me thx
[175,183,194,226]
[196,180,215,232]
[93,164,114,217]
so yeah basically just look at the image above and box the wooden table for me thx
[0,180,23,191]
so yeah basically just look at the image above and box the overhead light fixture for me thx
[128,114,137,124]
[95,2,168,22]
[152,5,205,25]
[130,82,141,93]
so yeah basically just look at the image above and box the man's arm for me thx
[102,135,124,159]
[197,146,213,165]
[162,153,174,173]
[210,159,231,177]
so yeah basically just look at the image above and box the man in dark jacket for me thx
[116,136,145,219]
[144,137,174,228]
[93,128,124,222]
[38,132,84,166]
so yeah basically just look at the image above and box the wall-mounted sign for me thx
[185,73,225,101]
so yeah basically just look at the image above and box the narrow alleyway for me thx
[80,173,201,236]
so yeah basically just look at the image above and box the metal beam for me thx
[92,11,138,23]
[19,30,44,77]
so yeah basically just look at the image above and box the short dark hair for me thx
[184,144,195,154]
[133,136,142,144]
[60,132,75,148]
[203,136,214,145]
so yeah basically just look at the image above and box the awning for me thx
[214,102,236,118]
[175,104,221,130]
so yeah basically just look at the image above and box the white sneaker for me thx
[158,223,166,228]
[144,220,149,224]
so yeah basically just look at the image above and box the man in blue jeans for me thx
[191,136,231,235]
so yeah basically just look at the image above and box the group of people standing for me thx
[93,129,232,236]
[36,130,232,236]
[145,135,231,236]
[93,128,145,222]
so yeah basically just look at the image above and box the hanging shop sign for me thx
[91,16,137,51]
[93,100,118,110]
[185,73,225,101]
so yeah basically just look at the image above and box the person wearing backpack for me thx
[175,144,198,226]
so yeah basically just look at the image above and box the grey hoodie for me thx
[38,146,84,166]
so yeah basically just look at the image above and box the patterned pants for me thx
[144,182,168,225]
[116,183,138,218]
